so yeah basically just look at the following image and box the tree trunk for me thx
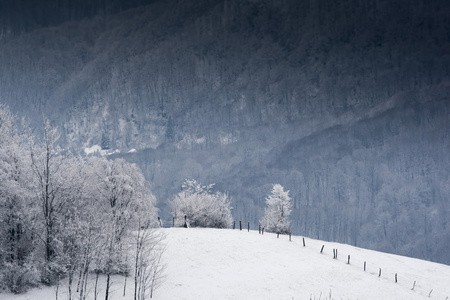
[105,273,111,300]
[76,268,83,292]
[55,278,59,300]
[82,271,89,300]
[123,276,127,296]
[79,259,90,300]
[94,271,100,300]
[68,270,73,300]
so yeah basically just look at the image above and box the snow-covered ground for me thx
[3,228,450,299]
[84,145,122,156]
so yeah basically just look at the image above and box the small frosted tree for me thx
[170,179,232,228]
[260,184,292,234]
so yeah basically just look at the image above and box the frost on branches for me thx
[0,105,163,296]
[0,105,37,293]
[170,179,232,228]
[260,184,292,234]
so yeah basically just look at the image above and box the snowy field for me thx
[3,227,450,300]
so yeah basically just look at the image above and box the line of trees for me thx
[0,104,163,298]
[170,179,292,235]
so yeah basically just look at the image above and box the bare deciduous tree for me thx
[134,227,166,300]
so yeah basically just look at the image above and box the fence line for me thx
[160,219,446,300]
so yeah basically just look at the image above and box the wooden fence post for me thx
[302,237,305,247]
[248,222,250,232]
[259,225,261,234]
[239,221,242,231]
[364,261,366,271]
[333,249,336,259]
[277,232,279,238]
[347,255,350,264]
[379,268,381,277]
[233,221,235,230]
[262,228,264,235]
[320,245,325,253]
[172,217,175,227]
[395,273,397,283]
[289,232,291,241]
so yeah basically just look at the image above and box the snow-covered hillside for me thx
[3,228,450,300]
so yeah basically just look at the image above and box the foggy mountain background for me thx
[0,0,449,264]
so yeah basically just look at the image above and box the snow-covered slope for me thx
[3,228,450,299]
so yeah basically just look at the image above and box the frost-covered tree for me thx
[29,119,70,284]
[1,110,162,296]
[260,184,292,234]
[92,157,157,300]
[170,179,232,228]
[51,156,97,300]
[0,105,37,293]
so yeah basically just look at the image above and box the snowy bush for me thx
[170,179,233,228]
[260,184,292,234]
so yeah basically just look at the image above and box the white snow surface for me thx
[2,228,450,300]
[84,144,102,155]
[83,145,121,156]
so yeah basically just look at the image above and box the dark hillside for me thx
[0,0,157,37]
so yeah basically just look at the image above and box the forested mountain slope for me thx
[0,0,449,263]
